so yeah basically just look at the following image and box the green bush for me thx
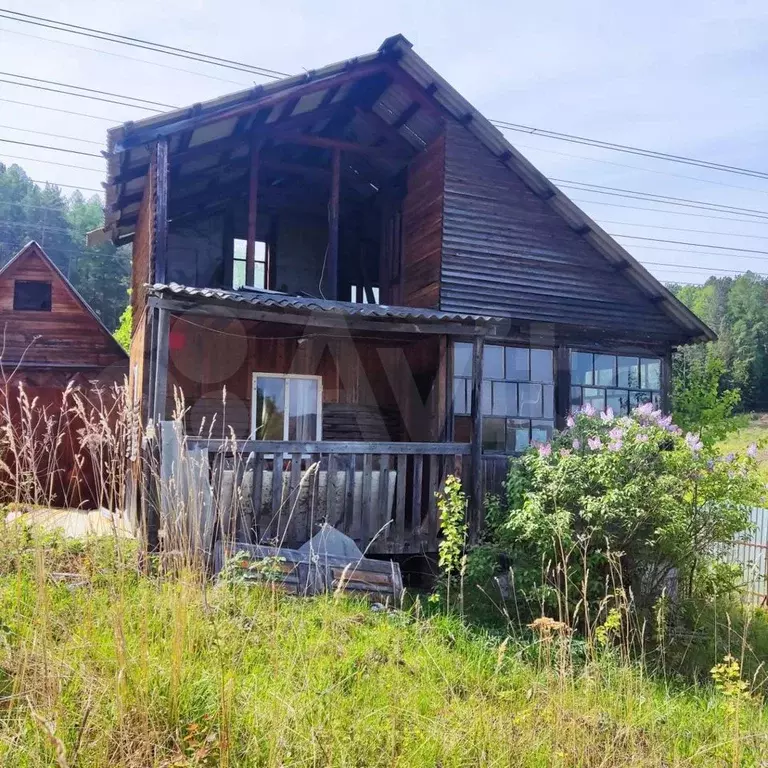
[470,403,764,624]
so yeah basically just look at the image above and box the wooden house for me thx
[92,35,714,554]
[0,241,127,505]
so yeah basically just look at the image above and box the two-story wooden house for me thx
[92,35,714,554]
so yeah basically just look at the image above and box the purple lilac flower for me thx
[607,440,623,452]
[582,403,596,417]
[588,436,602,451]
[609,427,624,441]
[747,443,758,458]
[685,432,703,453]
[601,407,615,422]
[635,402,655,417]
[572,438,581,450]
[706,459,715,470]
[538,442,552,458]
[559,448,572,458]
[657,414,673,429]
[724,453,735,464]
[636,432,649,444]
[651,409,663,422]
[566,415,576,429]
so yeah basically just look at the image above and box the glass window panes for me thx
[606,389,630,415]
[482,418,506,452]
[253,375,320,441]
[531,348,553,383]
[617,356,640,388]
[288,378,318,441]
[570,386,582,412]
[255,377,285,440]
[505,347,529,380]
[594,355,616,387]
[583,388,606,411]
[453,377,468,415]
[570,351,593,385]
[633,391,653,408]
[507,420,531,453]
[518,383,543,418]
[542,384,555,419]
[531,420,553,445]
[483,345,505,380]
[482,380,492,414]
[233,239,267,290]
[641,358,661,390]
[454,342,472,378]
[492,381,517,416]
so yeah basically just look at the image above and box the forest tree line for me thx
[0,163,130,332]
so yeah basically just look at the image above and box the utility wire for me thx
[594,220,768,241]
[610,233,768,255]
[0,152,102,172]
[0,123,103,146]
[0,96,117,121]
[0,137,101,157]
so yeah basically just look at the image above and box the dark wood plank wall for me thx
[166,316,441,442]
[440,120,683,339]
[131,162,155,333]
[400,134,445,308]
[0,247,126,368]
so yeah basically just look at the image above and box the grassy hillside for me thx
[720,413,768,481]
[0,534,766,767]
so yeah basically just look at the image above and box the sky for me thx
[1,0,768,284]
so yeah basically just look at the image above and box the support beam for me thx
[154,138,169,285]
[327,147,341,300]
[469,334,485,539]
[152,306,171,422]
[245,139,261,287]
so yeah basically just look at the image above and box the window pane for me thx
[606,389,630,415]
[491,381,516,416]
[483,345,505,380]
[482,380,492,414]
[453,377,468,415]
[570,386,582,412]
[505,347,529,381]
[641,358,661,390]
[617,356,640,388]
[542,384,555,419]
[583,388,606,412]
[570,351,593,385]
[507,419,530,453]
[531,420,553,444]
[454,342,472,378]
[288,378,319,441]
[482,417,506,452]
[632,391,653,408]
[454,415,471,442]
[232,259,246,290]
[255,378,285,440]
[530,349,553,383]
[14,280,52,311]
[519,383,543,418]
[594,354,616,387]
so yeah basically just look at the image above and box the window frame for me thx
[233,239,268,290]
[13,280,52,312]
[250,372,323,442]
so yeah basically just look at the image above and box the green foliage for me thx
[113,300,132,351]
[471,404,764,618]
[436,474,468,580]
[672,354,746,447]
[0,163,130,331]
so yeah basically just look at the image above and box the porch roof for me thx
[148,282,495,330]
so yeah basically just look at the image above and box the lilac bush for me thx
[480,403,764,613]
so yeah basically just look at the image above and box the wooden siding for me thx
[131,160,155,333]
[0,244,127,368]
[440,120,685,339]
[401,134,445,308]
[166,316,442,442]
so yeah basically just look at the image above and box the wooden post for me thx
[555,344,570,430]
[152,306,171,422]
[469,334,484,538]
[154,138,169,284]
[245,139,261,288]
[661,346,673,413]
[327,147,341,300]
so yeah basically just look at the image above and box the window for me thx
[453,343,554,453]
[349,285,380,304]
[13,280,51,311]
[569,351,661,414]
[251,374,322,441]
[233,239,267,290]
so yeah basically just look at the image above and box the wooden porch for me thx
[187,438,470,554]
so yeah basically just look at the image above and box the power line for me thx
[594,220,768,241]
[0,96,117,121]
[0,8,289,79]
[0,71,179,109]
[641,260,768,276]
[0,76,164,112]
[29,179,102,193]
[493,120,768,182]
[611,233,768,256]
[0,152,102,172]
[624,244,768,262]
[0,123,103,146]
[0,25,251,87]
[0,137,101,157]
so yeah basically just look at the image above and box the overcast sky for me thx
[2,0,768,284]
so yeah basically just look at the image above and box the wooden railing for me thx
[187,440,471,554]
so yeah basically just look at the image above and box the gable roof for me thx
[0,241,127,360]
[101,34,714,345]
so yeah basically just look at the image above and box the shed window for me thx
[453,343,555,453]
[13,280,52,311]
[569,351,661,415]
[251,374,322,441]
[233,239,267,290]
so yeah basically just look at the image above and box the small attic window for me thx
[14,280,52,311]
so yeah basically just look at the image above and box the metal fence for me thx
[722,507,768,606]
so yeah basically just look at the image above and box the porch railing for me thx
[187,440,471,554]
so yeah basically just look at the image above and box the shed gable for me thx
[439,120,681,340]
